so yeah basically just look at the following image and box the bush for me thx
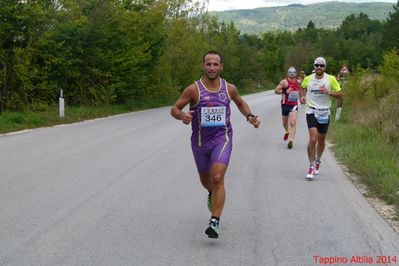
[31,102,49,112]
[343,50,399,145]
[380,91,399,144]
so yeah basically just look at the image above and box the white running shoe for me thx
[315,161,321,175]
[306,166,315,180]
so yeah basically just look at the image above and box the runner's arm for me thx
[327,76,343,100]
[274,80,287,94]
[335,93,344,121]
[334,89,343,121]
[337,96,343,108]
[228,84,260,128]
[299,76,309,104]
[170,85,197,125]
[299,86,306,104]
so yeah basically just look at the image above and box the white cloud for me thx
[206,0,397,11]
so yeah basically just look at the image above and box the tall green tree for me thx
[49,0,167,105]
[381,1,399,51]
[149,0,209,103]
[339,13,383,40]
[259,32,286,83]
[206,20,240,83]
[0,0,59,111]
[338,13,383,68]
[236,34,265,90]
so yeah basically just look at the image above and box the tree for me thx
[339,13,382,40]
[307,20,315,29]
[381,1,399,51]
[259,32,286,84]
[0,0,59,111]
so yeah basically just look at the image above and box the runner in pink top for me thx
[274,66,300,149]
[170,51,260,238]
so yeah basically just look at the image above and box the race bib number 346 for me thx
[201,106,226,127]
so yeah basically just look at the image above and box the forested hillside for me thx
[210,2,394,34]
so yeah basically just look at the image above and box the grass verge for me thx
[0,104,151,134]
[329,116,399,209]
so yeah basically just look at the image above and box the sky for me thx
[206,0,397,11]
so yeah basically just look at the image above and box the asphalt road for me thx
[1,91,398,266]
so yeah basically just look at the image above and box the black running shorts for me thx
[281,104,298,116]
[306,113,329,134]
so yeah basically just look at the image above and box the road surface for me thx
[1,91,398,265]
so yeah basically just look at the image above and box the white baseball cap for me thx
[314,57,326,66]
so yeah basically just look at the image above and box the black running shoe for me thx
[205,218,220,238]
[287,140,293,149]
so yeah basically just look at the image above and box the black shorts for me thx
[281,104,298,116]
[306,113,330,134]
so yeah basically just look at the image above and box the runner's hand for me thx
[182,111,194,125]
[249,116,260,128]
[300,96,306,104]
[319,85,329,94]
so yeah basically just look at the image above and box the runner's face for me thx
[287,70,296,79]
[314,64,325,76]
[203,54,223,80]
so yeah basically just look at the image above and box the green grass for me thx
[329,115,399,207]
[0,104,159,134]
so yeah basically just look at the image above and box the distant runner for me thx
[274,66,300,149]
[298,70,306,85]
[300,57,343,180]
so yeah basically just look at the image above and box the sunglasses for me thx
[314,64,325,68]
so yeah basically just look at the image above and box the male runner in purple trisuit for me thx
[171,50,260,238]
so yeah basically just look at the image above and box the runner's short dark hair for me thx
[203,50,224,63]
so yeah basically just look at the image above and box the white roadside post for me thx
[59,89,65,118]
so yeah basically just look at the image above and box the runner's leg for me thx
[199,173,211,191]
[209,163,227,218]
[288,108,298,141]
[208,141,232,217]
[192,145,212,192]
[307,127,318,163]
[316,133,327,160]
[282,115,288,133]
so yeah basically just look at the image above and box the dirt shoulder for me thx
[342,164,399,233]
[327,142,399,233]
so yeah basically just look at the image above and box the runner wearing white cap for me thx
[299,57,343,180]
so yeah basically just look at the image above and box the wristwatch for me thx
[246,113,256,122]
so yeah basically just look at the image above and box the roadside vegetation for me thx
[329,50,399,208]
[1,1,398,214]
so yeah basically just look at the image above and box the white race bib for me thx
[288,90,299,102]
[201,106,226,127]
[314,108,330,124]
